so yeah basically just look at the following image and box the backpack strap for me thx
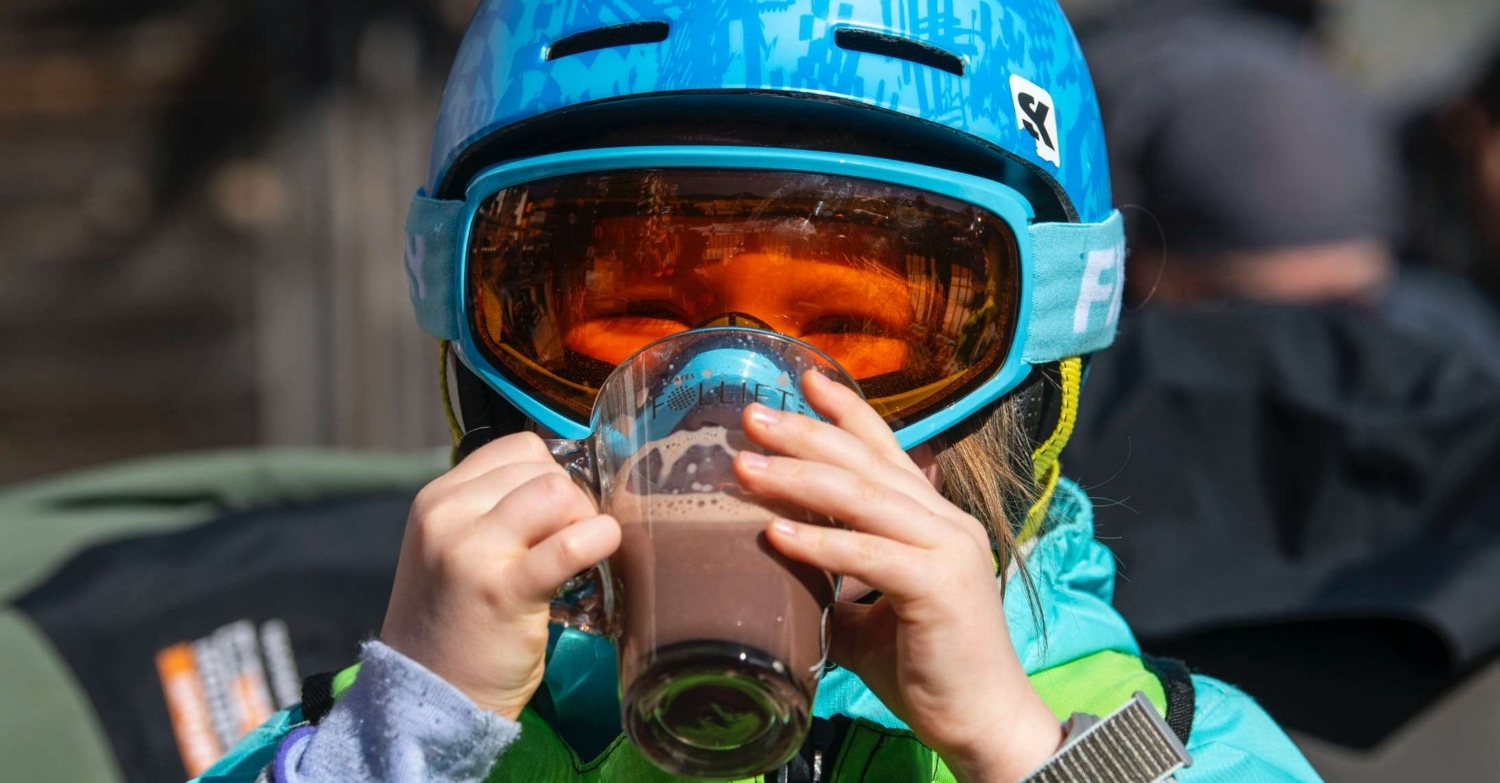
[300,673,337,725]
[1141,654,1196,745]
[299,664,363,726]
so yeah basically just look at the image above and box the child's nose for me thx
[693,311,773,330]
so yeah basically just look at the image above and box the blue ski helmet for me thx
[426,0,1110,220]
[409,0,1124,462]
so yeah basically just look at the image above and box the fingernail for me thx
[739,451,770,470]
[748,404,782,427]
[771,519,798,537]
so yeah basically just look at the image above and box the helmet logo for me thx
[1010,75,1061,168]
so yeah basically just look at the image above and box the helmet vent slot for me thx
[547,21,671,61]
[833,28,965,77]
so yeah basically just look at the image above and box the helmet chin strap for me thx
[1019,356,1082,544]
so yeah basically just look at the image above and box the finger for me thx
[737,453,948,547]
[470,472,599,551]
[742,402,936,505]
[786,378,967,520]
[439,431,559,486]
[765,519,926,598]
[802,370,920,473]
[458,460,564,499]
[510,515,622,603]
[411,461,561,540]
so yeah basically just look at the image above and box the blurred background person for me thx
[1081,0,1401,308]
[1060,2,1500,780]
[1076,0,1500,376]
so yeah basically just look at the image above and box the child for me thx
[197,1,1323,780]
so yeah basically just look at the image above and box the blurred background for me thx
[0,0,478,484]
[4,0,1500,781]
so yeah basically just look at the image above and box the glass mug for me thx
[541,328,856,778]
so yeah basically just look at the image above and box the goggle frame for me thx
[441,146,1059,449]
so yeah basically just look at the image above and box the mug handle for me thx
[544,439,616,638]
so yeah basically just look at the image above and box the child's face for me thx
[468,168,1017,429]
[561,217,916,381]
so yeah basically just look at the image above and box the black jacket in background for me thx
[1065,305,1500,746]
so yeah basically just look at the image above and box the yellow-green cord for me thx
[439,341,464,465]
[1020,356,1082,544]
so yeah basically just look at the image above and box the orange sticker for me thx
[155,643,224,776]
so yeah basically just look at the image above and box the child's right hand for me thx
[380,432,621,720]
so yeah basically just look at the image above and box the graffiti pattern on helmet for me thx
[429,0,1112,223]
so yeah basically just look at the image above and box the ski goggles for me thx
[406,147,1125,449]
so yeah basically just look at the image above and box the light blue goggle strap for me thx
[405,189,466,340]
[407,189,1126,359]
[1022,209,1126,362]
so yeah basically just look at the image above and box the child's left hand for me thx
[734,371,1063,783]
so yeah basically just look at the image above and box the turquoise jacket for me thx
[196,478,1322,782]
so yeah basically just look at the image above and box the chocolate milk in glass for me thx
[543,328,858,778]
[609,425,834,703]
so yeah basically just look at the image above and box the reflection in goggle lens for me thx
[468,168,1020,430]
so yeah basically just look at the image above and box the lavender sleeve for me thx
[270,641,522,783]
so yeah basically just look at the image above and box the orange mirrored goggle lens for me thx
[467,168,1020,430]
